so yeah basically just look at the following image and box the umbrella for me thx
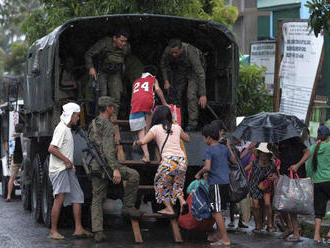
[232,112,306,143]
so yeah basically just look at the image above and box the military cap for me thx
[98,96,118,108]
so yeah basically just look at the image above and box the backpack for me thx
[178,194,215,231]
[191,183,212,221]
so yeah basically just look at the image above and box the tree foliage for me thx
[20,0,238,45]
[3,42,28,75]
[305,0,330,37]
[237,62,273,116]
[0,0,40,41]
[0,0,40,75]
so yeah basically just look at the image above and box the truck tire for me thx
[22,184,31,210]
[21,158,32,210]
[31,154,43,223]
[0,161,2,182]
[41,156,53,228]
[1,174,9,198]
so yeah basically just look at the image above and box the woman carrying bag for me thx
[133,106,190,216]
[276,137,311,242]
[306,125,330,243]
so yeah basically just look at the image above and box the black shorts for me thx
[209,184,230,213]
[314,181,330,219]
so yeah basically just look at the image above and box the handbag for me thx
[258,178,272,192]
[273,169,314,215]
[258,172,278,192]
[229,144,249,203]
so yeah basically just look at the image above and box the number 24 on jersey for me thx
[133,81,149,93]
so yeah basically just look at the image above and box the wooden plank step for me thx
[142,213,176,219]
[130,215,183,243]
[138,185,154,190]
[119,160,159,165]
[113,120,129,125]
[116,140,134,145]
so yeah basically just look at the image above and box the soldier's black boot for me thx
[94,231,106,243]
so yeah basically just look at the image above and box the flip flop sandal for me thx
[252,229,262,234]
[48,233,65,240]
[72,230,94,239]
[286,236,301,242]
[210,240,231,246]
[279,230,293,239]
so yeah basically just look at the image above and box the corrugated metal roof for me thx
[258,0,301,9]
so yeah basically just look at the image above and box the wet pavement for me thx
[0,183,325,248]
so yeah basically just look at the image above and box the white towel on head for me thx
[60,102,80,125]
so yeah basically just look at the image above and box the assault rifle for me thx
[76,127,113,182]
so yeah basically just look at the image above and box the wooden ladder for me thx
[130,212,183,243]
[130,185,183,243]
[113,120,183,243]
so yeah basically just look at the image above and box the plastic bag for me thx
[273,170,314,215]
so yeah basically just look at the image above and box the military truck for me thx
[20,14,239,227]
[0,75,24,199]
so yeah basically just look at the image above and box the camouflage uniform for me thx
[160,43,206,127]
[85,37,130,110]
[88,97,140,233]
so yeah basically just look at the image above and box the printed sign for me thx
[250,41,276,94]
[279,21,324,121]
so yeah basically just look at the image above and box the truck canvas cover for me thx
[24,14,238,114]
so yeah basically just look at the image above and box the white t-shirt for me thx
[49,121,74,176]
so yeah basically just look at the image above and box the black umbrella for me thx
[232,112,306,143]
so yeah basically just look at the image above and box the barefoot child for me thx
[195,124,236,246]
[129,65,168,162]
[249,143,276,233]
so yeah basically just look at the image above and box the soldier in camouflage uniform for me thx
[88,96,141,243]
[85,30,130,113]
[160,39,207,131]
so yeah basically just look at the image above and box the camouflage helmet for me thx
[98,96,118,108]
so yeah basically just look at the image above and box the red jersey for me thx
[131,74,155,114]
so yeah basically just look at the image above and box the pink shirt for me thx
[149,124,185,158]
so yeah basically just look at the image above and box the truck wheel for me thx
[21,158,32,210]
[41,156,53,228]
[22,184,31,210]
[1,175,9,198]
[31,154,43,223]
[0,161,2,182]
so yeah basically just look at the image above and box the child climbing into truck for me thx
[129,65,168,163]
